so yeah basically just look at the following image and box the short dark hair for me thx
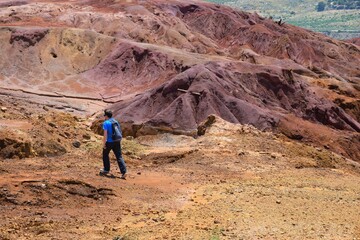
[104,109,113,118]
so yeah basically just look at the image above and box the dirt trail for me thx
[0,120,32,130]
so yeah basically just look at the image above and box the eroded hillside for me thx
[0,0,359,161]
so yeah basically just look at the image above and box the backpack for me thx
[110,119,122,142]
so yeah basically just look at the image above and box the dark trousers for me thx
[102,141,127,174]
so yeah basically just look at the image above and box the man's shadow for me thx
[99,172,117,178]
[98,172,127,180]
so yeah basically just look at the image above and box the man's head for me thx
[104,109,113,118]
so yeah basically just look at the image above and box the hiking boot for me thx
[99,169,109,174]
[120,173,127,179]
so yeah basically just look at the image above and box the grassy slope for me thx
[206,0,360,39]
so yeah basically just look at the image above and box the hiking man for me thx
[100,109,127,179]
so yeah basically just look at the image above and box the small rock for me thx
[48,122,57,128]
[238,150,246,156]
[1,107,7,112]
[72,141,81,148]
[276,200,281,204]
[248,19,256,25]
[125,136,134,140]
[82,133,91,140]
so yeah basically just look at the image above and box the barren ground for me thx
[1,97,360,240]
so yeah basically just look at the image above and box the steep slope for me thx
[110,61,359,132]
[1,0,359,87]
[348,37,360,46]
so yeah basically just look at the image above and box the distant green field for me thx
[205,0,360,39]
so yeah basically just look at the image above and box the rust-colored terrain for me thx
[0,0,359,239]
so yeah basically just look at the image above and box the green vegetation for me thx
[205,0,360,39]
[287,10,360,31]
[317,1,326,11]
[327,0,360,10]
[209,227,222,240]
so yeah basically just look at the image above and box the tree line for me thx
[317,0,360,11]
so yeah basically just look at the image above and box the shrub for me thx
[317,1,326,11]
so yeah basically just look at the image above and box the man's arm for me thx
[103,130,107,149]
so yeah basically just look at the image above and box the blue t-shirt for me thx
[103,118,115,143]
